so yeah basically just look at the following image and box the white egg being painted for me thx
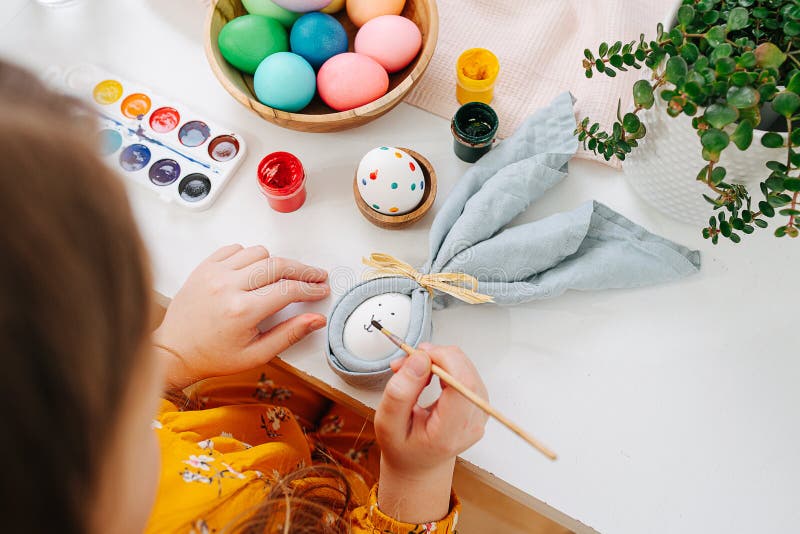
[357,146,425,215]
[343,293,412,361]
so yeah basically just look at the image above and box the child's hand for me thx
[374,343,489,523]
[153,244,330,390]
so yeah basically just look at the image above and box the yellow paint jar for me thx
[456,48,499,105]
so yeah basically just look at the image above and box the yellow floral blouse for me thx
[145,363,461,533]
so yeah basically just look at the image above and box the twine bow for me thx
[362,253,494,304]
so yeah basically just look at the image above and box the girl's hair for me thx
[223,466,353,534]
[0,61,152,532]
[0,61,353,534]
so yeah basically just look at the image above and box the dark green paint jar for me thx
[451,102,499,163]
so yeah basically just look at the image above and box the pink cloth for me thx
[405,0,679,166]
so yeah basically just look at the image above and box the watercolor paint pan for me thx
[56,64,246,211]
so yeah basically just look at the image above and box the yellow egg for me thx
[346,0,405,27]
[321,0,345,13]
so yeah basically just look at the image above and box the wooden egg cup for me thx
[353,148,437,230]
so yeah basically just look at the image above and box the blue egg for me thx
[253,52,316,112]
[290,12,348,70]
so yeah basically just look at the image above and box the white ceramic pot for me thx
[622,0,785,225]
[623,88,786,226]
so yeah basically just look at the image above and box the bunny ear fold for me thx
[434,201,701,307]
[425,91,578,274]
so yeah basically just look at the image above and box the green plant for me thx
[575,0,800,243]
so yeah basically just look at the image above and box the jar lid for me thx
[257,152,305,197]
[451,102,499,147]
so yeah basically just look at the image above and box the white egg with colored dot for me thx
[343,293,412,361]
[357,146,425,215]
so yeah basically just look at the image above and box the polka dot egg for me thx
[357,146,424,215]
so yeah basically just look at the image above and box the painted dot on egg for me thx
[370,170,378,180]
[394,152,402,158]
[389,207,399,213]
[409,161,416,171]
[420,180,425,190]
[391,182,398,189]
[362,178,367,186]
[372,204,380,210]
[411,183,416,191]
[380,146,389,150]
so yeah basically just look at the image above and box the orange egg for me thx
[346,0,405,27]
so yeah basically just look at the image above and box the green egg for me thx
[218,15,289,75]
[241,0,301,27]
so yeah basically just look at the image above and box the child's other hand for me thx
[154,244,329,390]
[374,343,488,523]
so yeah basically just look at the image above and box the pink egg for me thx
[272,0,331,12]
[317,53,390,111]
[355,15,422,73]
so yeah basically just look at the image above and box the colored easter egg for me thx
[355,15,422,73]
[272,0,331,12]
[346,0,405,27]
[218,15,289,74]
[290,13,348,70]
[356,146,424,215]
[343,293,412,361]
[317,53,389,111]
[253,52,316,112]
[241,0,301,27]
[321,0,346,13]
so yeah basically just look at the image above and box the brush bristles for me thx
[370,320,383,331]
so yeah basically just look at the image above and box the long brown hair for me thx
[224,466,353,534]
[0,61,152,532]
[0,60,354,534]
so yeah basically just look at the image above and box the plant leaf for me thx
[665,56,688,83]
[789,72,800,94]
[632,79,655,109]
[761,132,785,148]
[678,4,695,27]
[715,57,737,76]
[755,42,787,69]
[727,86,760,109]
[711,166,727,185]
[772,91,800,118]
[706,25,728,47]
[622,113,641,133]
[727,6,749,31]
[731,120,753,150]
[701,128,730,152]
[783,178,800,192]
[705,103,739,129]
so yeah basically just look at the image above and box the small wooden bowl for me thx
[353,148,436,229]
[204,0,439,133]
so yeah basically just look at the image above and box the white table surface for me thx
[3,2,799,533]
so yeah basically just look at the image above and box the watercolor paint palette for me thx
[55,64,246,210]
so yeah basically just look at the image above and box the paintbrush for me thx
[370,320,557,461]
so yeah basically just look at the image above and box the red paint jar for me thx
[257,152,307,213]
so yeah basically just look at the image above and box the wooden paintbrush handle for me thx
[375,323,557,460]
[430,363,558,461]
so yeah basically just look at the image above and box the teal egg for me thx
[253,52,316,112]
[218,15,289,74]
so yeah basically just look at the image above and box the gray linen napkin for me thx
[326,91,701,388]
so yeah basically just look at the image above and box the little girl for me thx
[0,59,488,533]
